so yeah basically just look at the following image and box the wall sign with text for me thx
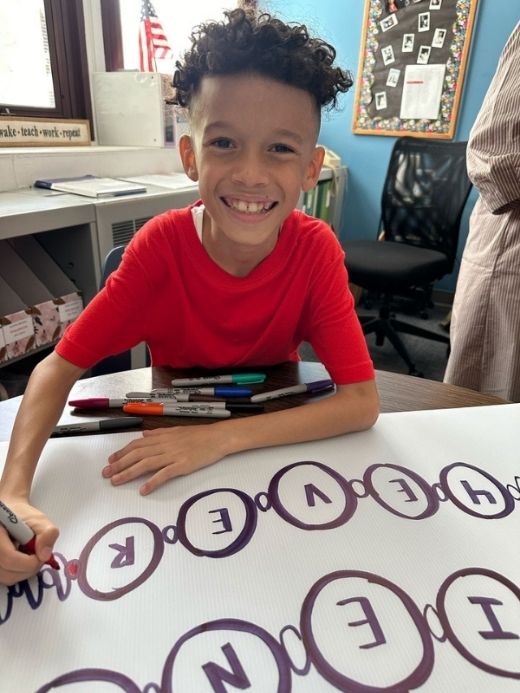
[352,0,479,138]
[0,116,91,147]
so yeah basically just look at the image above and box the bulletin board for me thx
[352,0,479,138]
[1,404,519,691]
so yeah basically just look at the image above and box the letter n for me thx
[202,642,251,691]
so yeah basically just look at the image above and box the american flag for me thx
[138,0,172,72]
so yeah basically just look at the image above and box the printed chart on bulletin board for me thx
[352,0,479,138]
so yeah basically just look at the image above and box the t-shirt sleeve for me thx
[55,221,160,368]
[303,234,374,385]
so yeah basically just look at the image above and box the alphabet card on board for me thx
[0,404,519,692]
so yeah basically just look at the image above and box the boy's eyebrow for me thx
[203,122,305,144]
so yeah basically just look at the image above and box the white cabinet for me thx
[0,179,199,379]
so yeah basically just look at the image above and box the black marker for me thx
[50,417,143,437]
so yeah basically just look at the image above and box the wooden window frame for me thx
[0,0,92,128]
[101,0,124,71]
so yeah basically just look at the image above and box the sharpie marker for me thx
[50,417,143,437]
[68,398,155,409]
[170,373,266,386]
[127,387,254,398]
[124,399,262,412]
[0,499,60,570]
[123,403,231,419]
[251,379,335,403]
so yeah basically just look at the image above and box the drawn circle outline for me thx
[300,569,434,692]
[363,463,439,519]
[76,517,164,601]
[176,487,257,557]
[436,567,520,678]
[161,618,292,693]
[268,461,357,529]
[438,463,515,518]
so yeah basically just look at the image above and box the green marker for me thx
[170,373,266,386]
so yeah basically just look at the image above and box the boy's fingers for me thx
[35,526,60,563]
[139,465,182,496]
[0,528,42,585]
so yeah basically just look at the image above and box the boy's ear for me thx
[302,146,325,193]
[179,134,199,181]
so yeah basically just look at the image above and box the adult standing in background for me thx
[444,22,520,401]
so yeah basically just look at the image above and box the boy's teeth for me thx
[230,199,269,213]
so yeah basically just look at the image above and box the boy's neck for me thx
[201,212,282,278]
[202,231,278,277]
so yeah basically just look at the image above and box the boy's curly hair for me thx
[173,8,353,112]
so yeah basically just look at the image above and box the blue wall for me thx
[266,0,519,291]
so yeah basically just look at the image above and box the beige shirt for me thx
[444,22,520,400]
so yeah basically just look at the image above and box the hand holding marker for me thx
[0,499,59,570]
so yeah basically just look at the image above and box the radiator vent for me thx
[111,216,153,246]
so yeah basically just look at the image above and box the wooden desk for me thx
[0,362,507,442]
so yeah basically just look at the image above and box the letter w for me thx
[202,642,251,691]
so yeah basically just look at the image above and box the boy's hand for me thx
[103,425,230,495]
[0,500,59,586]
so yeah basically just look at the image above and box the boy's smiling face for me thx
[179,73,324,271]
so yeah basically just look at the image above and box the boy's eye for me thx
[209,138,234,149]
[270,143,295,153]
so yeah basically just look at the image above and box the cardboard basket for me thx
[0,238,83,355]
[0,274,36,363]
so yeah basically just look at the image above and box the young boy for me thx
[0,9,378,585]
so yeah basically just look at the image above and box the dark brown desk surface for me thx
[0,362,508,443]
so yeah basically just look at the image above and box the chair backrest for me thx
[90,245,132,376]
[100,244,126,286]
[381,137,472,273]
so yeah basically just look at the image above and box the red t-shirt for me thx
[56,204,374,384]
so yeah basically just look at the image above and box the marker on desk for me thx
[125,399,263,412]
[123,403,231,419]
[50,417,143,437]
[251,379,335,403]
[127,386,253,404]
[68,398,155,409]
[0,499,60,570]
[170,373,266,386]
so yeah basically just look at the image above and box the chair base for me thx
[359,313,449,376]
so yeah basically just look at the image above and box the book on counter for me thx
[34,175,147,198]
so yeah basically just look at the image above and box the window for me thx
[102,0,241,72]
[0,0,91,124]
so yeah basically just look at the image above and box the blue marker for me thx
[126,387,253,400]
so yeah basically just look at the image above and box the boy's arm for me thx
[228,379,378,446]
[103,379,379,494]
[0,351,85,584]
[0,351,86,497]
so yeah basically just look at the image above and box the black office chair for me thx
[90,245,150,375]
[345,137,472,376]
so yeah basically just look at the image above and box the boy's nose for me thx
[231,153,269,187]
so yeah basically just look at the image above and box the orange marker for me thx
[123,403,230,418]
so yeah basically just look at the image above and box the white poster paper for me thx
[0,404,519,692]
[401,63,446,119]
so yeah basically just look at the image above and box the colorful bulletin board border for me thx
[0,116,91,147]
[352,0,479,139]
